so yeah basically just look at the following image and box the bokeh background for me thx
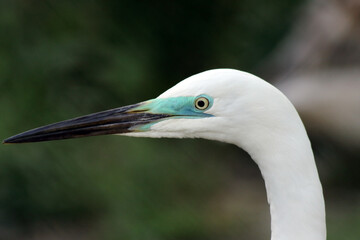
[1,0,359,239]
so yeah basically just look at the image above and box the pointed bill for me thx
[3,103,171,144]
[3,95,214,144]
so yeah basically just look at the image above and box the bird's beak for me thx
[3,101,172,144]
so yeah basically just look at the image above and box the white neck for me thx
[236,119,326,240]
[255,142,325,240]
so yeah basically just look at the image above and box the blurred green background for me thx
[1,0,359,239]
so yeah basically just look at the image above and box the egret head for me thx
[126,68,299,150]
[3,69,296,148]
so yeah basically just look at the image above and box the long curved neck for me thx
[238,123,326,240]
[256,143,325,240]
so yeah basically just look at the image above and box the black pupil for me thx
[197,100,205,108]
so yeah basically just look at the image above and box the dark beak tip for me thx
[3,138,14,144]
[2,135,24,144]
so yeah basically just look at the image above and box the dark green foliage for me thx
[9,1,359,239]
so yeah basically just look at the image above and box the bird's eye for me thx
[195,97,210,110]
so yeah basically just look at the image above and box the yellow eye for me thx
[195,97,210,110]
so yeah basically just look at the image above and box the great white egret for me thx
[3,69,326,240]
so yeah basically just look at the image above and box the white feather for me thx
[124,69,326,240]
